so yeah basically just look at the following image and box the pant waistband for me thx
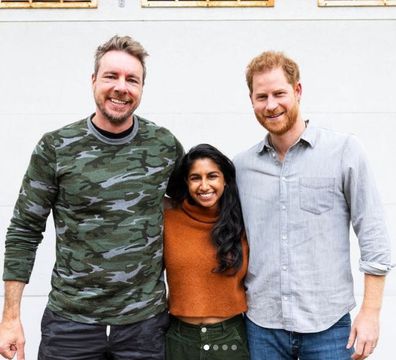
[170,314,244,337]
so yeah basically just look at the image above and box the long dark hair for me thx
[167,144,244,274]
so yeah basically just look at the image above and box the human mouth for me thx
[198,192,215,199]
[110,98,129,105]
[266,112,285,120]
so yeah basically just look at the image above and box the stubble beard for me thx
[95,99,134,126]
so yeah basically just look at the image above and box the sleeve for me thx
[342,135,394,275]
[165,136,185,198]
[3,134,58,283]
[174,136,185,168]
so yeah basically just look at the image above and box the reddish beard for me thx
[258,101,300,136]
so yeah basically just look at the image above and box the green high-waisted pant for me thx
[166,314,250,360]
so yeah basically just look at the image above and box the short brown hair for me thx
[246,51,300,94]
[94,35,149,83]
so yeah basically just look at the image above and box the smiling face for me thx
[250,67,302,136]
[92,50,144,129]
[187,158,226,210]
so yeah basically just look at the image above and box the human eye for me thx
[127,77,138,83]
[104,73,116,80]
[208,173,219,179]
[127,76,141,85]
[189,174,200,181]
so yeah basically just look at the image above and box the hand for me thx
[0,319,25,360]
[347,308,379,360]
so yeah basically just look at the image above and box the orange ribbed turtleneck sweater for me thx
[164,200,248,317]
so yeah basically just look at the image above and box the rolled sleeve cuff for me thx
[359,259,395,275]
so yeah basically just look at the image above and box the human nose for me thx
[266,95,278,111]
[199,178,210,191]
[114,77,127,92]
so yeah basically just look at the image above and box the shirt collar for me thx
[300,120,317,147]
[257,120,317,154]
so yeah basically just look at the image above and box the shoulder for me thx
[40,118,89,146]
[165,206,184,220]
[136,115,178,142]
[313,126,357,148]
[47,118,88,136]
[309,126,368,166]
[34,118,88,154]
[164,206,186,230]
[136,115,183,157]
[233,141,264,168]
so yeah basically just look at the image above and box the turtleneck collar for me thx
[182,199,219,224]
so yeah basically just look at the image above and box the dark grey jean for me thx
[38,307,169,360]
[166,314,250,360]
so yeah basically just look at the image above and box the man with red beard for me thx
[0,35,183,360]
[234,51,392,360]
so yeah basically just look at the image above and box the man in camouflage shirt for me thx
[0,35,183,360]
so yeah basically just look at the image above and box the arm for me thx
[347,274,385,360]
[1,136,57,360]
[4,135,57,283]
[342,136,392,359]
[342,136,392,275]
[0,281,26,360]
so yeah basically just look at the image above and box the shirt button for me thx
[282,266,288,271]
[281,205,286,210]
[201,327,207,333]
[281,176,287,181]
[203,344,210,351]
[282,234,287,240]
[283,296,288,301]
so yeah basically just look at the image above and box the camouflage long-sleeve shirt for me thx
[4,115,183,325]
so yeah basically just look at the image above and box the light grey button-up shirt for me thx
[234,124,393,333]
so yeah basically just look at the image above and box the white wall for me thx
[0,1,395,358]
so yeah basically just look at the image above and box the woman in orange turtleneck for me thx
[164,144,249,360]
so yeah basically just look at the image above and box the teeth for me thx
[199,193,214,198]
[111,98,128,105]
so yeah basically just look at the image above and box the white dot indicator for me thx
[203,344,210,351]
[222,344,228,351]
[231,344,238,351]
[201,327,207,333]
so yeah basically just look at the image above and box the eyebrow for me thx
[255,88,287,95]
[102,71,141,79]
[189,171,220,176]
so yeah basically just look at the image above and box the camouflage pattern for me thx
[4,115,183,325]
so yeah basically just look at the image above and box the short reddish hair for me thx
[246,51,300,94]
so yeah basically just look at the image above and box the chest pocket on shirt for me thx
[299,177,335,215]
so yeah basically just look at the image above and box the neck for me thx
[92,113,134,134]
[182,199,219,223]
[270,117,306,161]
